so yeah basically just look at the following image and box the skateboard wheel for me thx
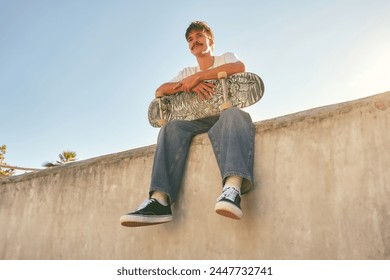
[218,71,228,79]
[219,102,233,111]
[155,91,164,98]
[158,119,167,127]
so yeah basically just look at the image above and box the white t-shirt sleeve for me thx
[213,52,241,67]
[169,52,242,82]
[169,66,198,83]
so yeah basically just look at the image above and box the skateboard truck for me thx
[155,91,167,127]
[218,71,233,111]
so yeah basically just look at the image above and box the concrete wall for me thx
[1,92,389,260]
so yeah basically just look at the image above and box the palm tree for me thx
[43,151,77,168]
[0,144,15,177]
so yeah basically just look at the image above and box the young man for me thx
[120,21,255,227]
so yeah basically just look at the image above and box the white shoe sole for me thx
[215,201,243,220]
[120,214,172,227]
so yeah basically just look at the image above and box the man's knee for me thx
[161,119,185,132]
[220,107,251,123]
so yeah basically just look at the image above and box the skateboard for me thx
[148,72,264,128]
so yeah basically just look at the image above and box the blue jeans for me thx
[150,107,255,203]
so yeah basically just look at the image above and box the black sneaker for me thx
[120,198,172,227]
[215,186,243,220]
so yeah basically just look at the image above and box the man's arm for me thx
[155,61,246,99]
[194,61,246,82]
[155,81,216,100]
[155,82,184,96]
[180,61,246,93]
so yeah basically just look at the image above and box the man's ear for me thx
[210,38,215,50]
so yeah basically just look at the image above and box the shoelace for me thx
[217,186,240,202]
[135,198,154,211]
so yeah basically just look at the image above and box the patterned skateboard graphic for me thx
[148,72,264,128]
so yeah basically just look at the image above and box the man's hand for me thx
[174,80,216,100]
[173,73,216,100]
[192,82,216,100]
[174,74,200,93]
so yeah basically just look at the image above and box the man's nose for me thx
[192,41,200,48]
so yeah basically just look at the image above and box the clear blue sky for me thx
[1,0,390,172]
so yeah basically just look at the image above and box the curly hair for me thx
[185,21,214,42]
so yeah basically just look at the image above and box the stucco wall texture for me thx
[1,92,389,260]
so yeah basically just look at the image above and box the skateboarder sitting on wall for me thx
[120,21,255,227]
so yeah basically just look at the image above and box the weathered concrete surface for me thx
[1,92,389,260]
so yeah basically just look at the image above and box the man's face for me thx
[187,30,214,56]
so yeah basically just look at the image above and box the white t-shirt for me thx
[169,52,242,82]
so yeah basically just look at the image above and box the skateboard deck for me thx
[148,72,264,128]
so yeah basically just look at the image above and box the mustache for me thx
[191,42,203,50]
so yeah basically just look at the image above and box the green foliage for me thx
[43,151,77,168]
[0,145,15,177]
